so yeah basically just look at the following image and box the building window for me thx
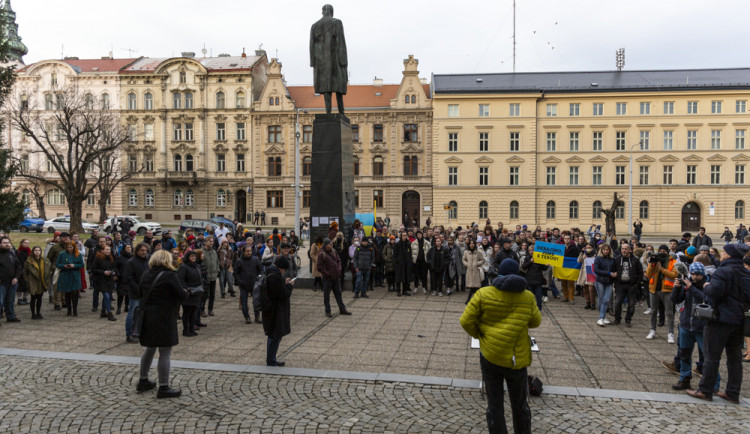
[448,132,458,152]
[448,104,459,117]
[352,125,360,142]
[354,190,359,207]
[663,165,673,185]
[127,124,137,142]
[302,190,311,208]
[373,124,383,142]
[268,125,282,143]
[128,190,138,207]
[145,189,154,207]
[185,92,193,109]
[711,130,721,150]
[546,132,556,151]
[569,132,579,151]
[711,100,722,114]
[101,93,110,110]
[569,166,579,185]
[736,164,745,184]
[686,165,697,185]
[448,167,458,186]
[173,154,182,172]
[664,101,674,114]
[546,166,556,186]
[179,71,186,84]
[640,102,650,115]
[144,123,154,141]
[302,125,312,143]
[638,200,649,219]
[46,189,65,206]
[128,155,138,172]
[236,154,245,172]
[216,91,225,109]
[593,103,603,116]
[174,190,183,207]
[508,132,518,152]
[569,103,580,116]
[639,131,650,150]
[615,166,625,185]
[616,102,627,115]
[592,166,602,185]
[173,123,182,141]
[663,130,673,150]
[19,155,28,172]
[185,154,194,172]
[185,123,193,141]
[688,101,698,114]
[616,131,626,151]
[181,190,192,207]
[45,94,54,110]
[593,200,602,219]
[546,104,557,117]
[479,201,488,219]
[353,156,360,176]
[372,156,384,176]
[546,201,556,219]
[144,154,154,172]
[236,91,246,108]
[592,131,602,151]
[737,100,747,113]
[687,130,697,150]
[301,156,312,176]
[216,153,226,172]
[479,167,489,186]
[616,204,624,219]
[509,200,519,219]
[509,166,519,186]
[236,122,246,140]
[403,156,418,176]
[217,189,227,207]
[268,157,282,176]
[269,97,275,106]
[173,93,181,109]
[216,123,226,141]
[710,165,721,185]
[403,124,418,142]
[448,200,458,220]
[373,190,384,208]
[736,129,746,149]
[144,92,153,110]
[479,104,490,117]
[267,191,283,208]
[127,93,136,110]
[479,132,490,152]
[509,103,520,116]
[569,201,579,219]
[82,93,92,110]
[736,201,745,220]
[639,165,649,185]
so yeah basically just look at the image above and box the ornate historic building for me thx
[251,55,433,228]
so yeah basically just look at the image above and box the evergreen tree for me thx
[0,39,24,231]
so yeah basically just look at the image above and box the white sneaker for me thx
[668,333,675,344]
[438,292,444,297]
[602,318,611,325]
[643,308,652,315]
[422,287,427,294]
[646,330,656,340]
[542,296,549,303]
[597,319,605,327]
[431,291,437,296]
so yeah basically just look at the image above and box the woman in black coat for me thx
[177,250,203,337]
[262,256,293,366]
[91,245,118,321]
[393,232,413,296]
[115,244,132,315]
[136,250,188,399]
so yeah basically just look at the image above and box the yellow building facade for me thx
[432,69,750,235]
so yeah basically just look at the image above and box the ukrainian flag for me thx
[532,241,582,281]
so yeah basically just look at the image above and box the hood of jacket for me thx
[491,274,528,293]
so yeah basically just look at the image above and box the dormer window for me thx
[216,91,225,109]
[179,71,186,84]
[51,73,57,86]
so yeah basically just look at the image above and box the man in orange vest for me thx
[646,244,678,343]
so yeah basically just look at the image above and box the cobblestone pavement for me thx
[0,355,747,433]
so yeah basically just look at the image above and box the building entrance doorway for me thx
[681,202,700,232]
[402,190,420,228]
[235,190,247,223]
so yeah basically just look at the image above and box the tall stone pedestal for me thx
[310,114,355,242]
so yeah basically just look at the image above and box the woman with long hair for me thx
[593,243,616,326]
[16,238,31,305]
[578,243,598,310]
[310,236,323,291]
[92,245,118,321]
[177,250,202,336]
[116,243,133,315]
[23,246,51,319]
[55,241,85,317]
[463,239,485,303]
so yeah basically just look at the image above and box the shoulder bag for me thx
[131,271,166,339]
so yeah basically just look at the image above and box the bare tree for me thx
[600,192,624,237]
[90,151,142,224]
[8,87,128,232]
[23,168,49,220]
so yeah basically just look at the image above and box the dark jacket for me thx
[493,248,519,269]
[124,255,150,299]
[352,243,375,271]
[83,236,99,252]
[317,248,342,280]
[613,254,643,287]
[593,256,616,285]
[521,255,547,287]
[722,230,733,243]
[564,243,580,258]
[91,255,118,293]
[426,245,449,274]
[671,277,708,332]
[233,254,262,290]
[138,267,188,347]
[703,258,750,326]
[115,252,131,296]
[692,234,713,248]
[393,240,413,284]
[262,265,292,339]
[177,261,203,307]
[0,248,21,285]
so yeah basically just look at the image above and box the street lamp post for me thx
[628,142,642,236]
[287,95,306,242]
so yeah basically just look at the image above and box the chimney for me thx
[420,77,427,85]
[241,48,247,59]
[181,51,196,58]
[373,76,383,86]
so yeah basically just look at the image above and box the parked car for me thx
[102,215,162,236]
[43,216,100,233]
[18,208,45,233]
[179,219,218,234]
[210,216,236,232]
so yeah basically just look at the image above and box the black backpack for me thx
[528,375,543,397]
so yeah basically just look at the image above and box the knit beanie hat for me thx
[658,244,669,252]
[686,246,696,255]
[498,258,519,276]
[689,262,706,277]
[723,243,750,259]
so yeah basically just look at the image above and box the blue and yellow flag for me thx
[532,241,582,281]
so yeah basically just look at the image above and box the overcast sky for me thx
[15,0,750,85]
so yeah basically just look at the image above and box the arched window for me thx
[275,97,280,105]
[479,200,488,219]
[145,189,154,207]
[302,156,311,176]
[185,190,194,207]
[127,92,136,110]
[21,189,30,206]
[173,92,181,109]
[372,156,384,176]
[411,95,416,103]
[217,189,227,207]
[569,201,579,219]
[403,156,418,176]
[174,190,183,207]
[546,200,556,219]
[510,200,519,219]
[269,96,274,105]
[101,93,110,110]
[592,200,602,219]
[616,204,625,219]
[216,91,225,109]
[129,189,138,207]
[84,93,94,110]
[144,92,153,110]
[185,154,194,172]
[353,156,360,176]
[736,200,745,220]
[639,200,649,219]
[405,95,410,103]
[184,91,193,109]
[236,91,246,108]
[173,154,182,171]
[448,200,458,219]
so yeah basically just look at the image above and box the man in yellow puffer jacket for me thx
[460,258,541,434]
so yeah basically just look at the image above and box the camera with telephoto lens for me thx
[649,252,667,264]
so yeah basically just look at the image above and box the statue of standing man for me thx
[310,4,347,115]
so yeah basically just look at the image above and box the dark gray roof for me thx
[432,68,750,94]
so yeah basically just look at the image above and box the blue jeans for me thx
[218,268,233,295]
[240,287,251,318]
[355,269,370,295]
[594,281,612,320]
[102,291,112,313]
[528,283,543,312]
[267,336,282,364]
[92,288,100,310]
[679,327,720,388]
[0,283,17,318]
[125,298,141,337]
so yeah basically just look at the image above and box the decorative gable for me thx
[370,143,388,153]
[265,144,285,155]
[401,142,423,153]
[300,144,312,153]
[612,155,630,163]
[659,155,679,162]
[506,156,525,164]
[707,154,727,162]
[683,154,703,162]
[732,154,750,162]
[542,156,561,164]
[444,156,463,164]
[635,155,656,163]
[475,156,495,164]
[565,156,585,164]
[589,156,608,163]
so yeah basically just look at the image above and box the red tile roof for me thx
[287,84,430,109]
[62,58,137,72]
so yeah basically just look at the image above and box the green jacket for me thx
[203,249,219,281]
[460,275,541,369]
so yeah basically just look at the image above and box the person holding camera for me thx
[687,243,750,404]
[646,245,677,343]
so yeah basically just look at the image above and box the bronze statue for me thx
[310,4,347,115]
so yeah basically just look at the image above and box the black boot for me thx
[156,385,181,399]
[672,379,691,390]
[108,312,117,321]
[254,314,262,324]
[136,379,156,392]
[100,310,107,318]
[585,302,591,310]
